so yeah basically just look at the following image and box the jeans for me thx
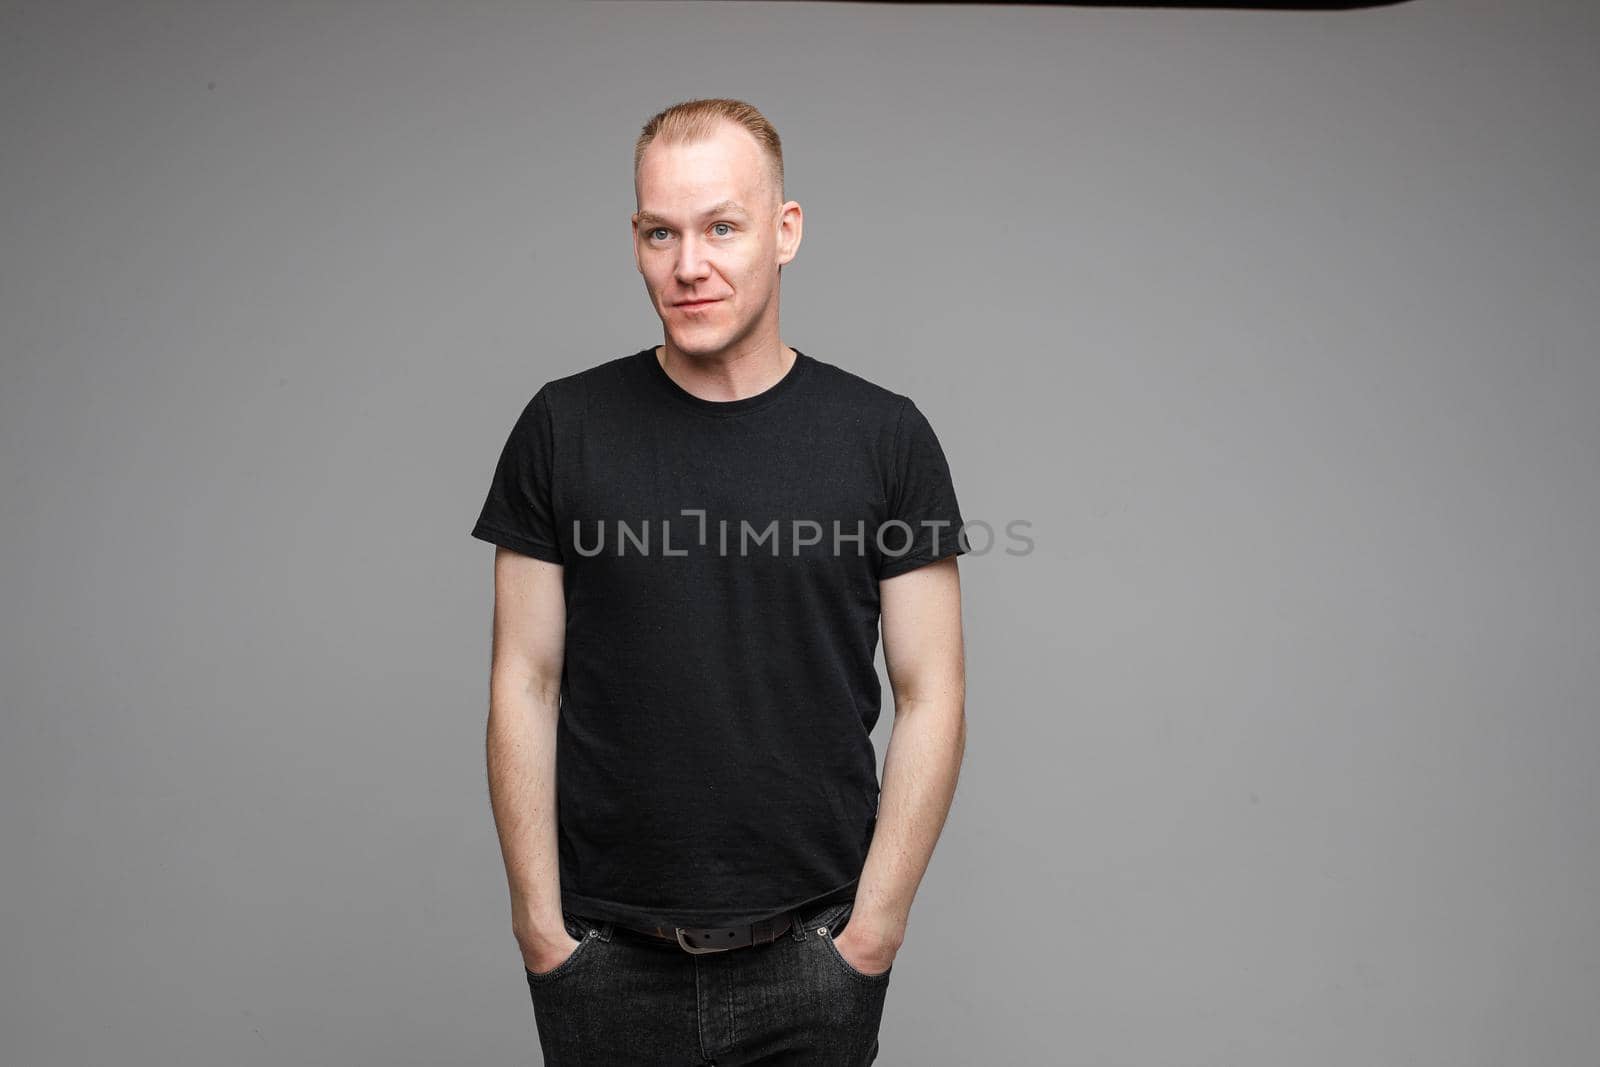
[524,898,891,1066]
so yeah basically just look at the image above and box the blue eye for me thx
[649,228,669,241]
[712,222,732,236]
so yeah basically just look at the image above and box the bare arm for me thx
[840,554,967,972]
[483,546,575,971]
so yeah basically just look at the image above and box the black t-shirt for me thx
[470,345,967,930]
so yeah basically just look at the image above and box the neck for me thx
[655,341,794,403]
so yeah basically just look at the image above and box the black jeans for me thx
[524,899,891,1066]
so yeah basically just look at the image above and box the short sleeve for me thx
[878,397,968,580]
[470,386,564,564]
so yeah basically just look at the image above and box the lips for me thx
[674,298,722,309]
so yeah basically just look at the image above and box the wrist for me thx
[846,904,907,952]
[511,895,567,944]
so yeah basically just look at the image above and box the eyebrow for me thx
[635,199,749,229]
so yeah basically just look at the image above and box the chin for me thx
[668,325,728,354]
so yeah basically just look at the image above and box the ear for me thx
[776,200,803,268]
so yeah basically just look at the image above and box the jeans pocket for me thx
[524,912,601,983]
[809,902,892,984]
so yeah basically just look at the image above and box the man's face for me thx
[632,122,800,357]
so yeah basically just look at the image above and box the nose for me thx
[673,234,712,286]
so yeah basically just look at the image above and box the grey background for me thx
[3,1,1596,1064]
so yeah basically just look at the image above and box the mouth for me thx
[673,298,722,311]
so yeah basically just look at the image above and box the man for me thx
[471,98,968,1066]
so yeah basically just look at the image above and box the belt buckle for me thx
[675,926,735,954]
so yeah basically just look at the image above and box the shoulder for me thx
[802,357,965,481]
[517,348,648,421]
[799,352,913,425]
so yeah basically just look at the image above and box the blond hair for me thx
[634,98,785,208]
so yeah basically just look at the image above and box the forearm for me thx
[485,675,563,941]
[852,693,966,949]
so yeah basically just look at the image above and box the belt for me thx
[617,912,794,954]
